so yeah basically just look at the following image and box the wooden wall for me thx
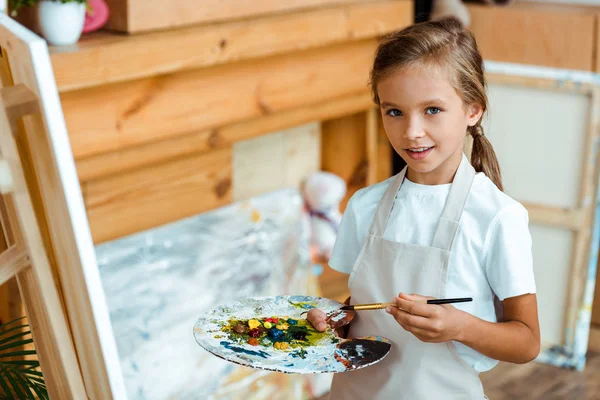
[49,0,412,244]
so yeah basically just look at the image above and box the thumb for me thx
[306,308,328,332]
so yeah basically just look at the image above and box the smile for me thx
[406,147,433,153]
[405,146,434,160]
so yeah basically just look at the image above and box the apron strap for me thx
[368,165,407,236]
[431,154,476,251]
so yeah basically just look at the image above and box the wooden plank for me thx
[366,107,378,186]
[84,148,232,244]
[62,39,379,160]
[589,325,600,352]
[322,112,367,211]
[0,196,14,328]
[597,13,600,74]
[0,87,87,399]
[103,0,396,33]
[377,116,392,183]
[232,122,320,202]
[75,92,372,182]
[0,245,28,286]
[521,202,583,231]
[0,17,126,398]
[593,253,600,325]
[487,72,595,94]
[467,3,596,71]
[564,89,600,347]
[50,1,412,92]
[0,195,24,331]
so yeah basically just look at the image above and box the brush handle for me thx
[345,297,472,311]
[351,302,394,311]
[426,297,472,305]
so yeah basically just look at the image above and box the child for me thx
[308,18,540,400]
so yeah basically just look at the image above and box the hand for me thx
[306,308,354,338]
[386,293,468,343]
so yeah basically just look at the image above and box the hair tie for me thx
[471,125,484,138]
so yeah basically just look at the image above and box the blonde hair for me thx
[370,17,503,191]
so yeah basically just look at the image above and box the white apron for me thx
[329,155,486,400]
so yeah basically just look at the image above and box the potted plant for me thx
[9,0,87,46]
[0,317,48,399]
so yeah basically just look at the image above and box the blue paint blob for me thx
[291,348,308,359]
[220,341,269,358]
[287,318,298,325]
[267,328,284,341]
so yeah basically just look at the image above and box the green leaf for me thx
[0,318,46,398]
[21,369,43,377]
[0,330,32,347]
[0,371,13,399]
[0,325,30,340]
[24,375,47,400]
[0,317,26,328]
[23,374,45,385]
[0,339,34,353]
[0,360,39,367]
[0,350,37,358]
[0,365,27,399]
[12,368,36,400]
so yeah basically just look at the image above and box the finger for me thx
[394,296,440,318]
[386,306,431,330]
[404,326,441,343]
[386,312,440,342]
[306,309,328,332]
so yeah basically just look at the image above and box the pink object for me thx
[83,0,109,33]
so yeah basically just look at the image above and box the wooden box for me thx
[104,0,385,33]
[467,2,597,71]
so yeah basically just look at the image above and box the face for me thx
[377,65,483,185]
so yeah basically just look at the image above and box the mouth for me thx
[404,146,434,160]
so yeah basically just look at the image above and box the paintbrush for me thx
[339,297,472,311]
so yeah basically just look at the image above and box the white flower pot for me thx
[37,1,86,46]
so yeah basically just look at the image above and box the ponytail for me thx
[469,125,503,191]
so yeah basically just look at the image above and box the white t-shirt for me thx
[329,171,537,372]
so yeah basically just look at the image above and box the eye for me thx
[386,109,402,117]
[425,107,442,115]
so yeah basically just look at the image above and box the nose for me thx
[404,117,425,140]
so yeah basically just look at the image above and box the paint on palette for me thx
[220,316,338,351]
[334,338,392,371]
[193,295,392,374]
[219,342,269,358]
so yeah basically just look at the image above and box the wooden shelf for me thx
[49,1,412,92]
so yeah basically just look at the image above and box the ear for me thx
[466,103,483,127]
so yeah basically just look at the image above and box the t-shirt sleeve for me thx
[484,203,537,301]
[328,195,362,275]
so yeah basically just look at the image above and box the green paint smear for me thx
[287,301,317,310]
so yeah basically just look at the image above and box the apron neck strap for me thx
[368,153,475,251]
[368,165,407,236]
[431,154,475,250]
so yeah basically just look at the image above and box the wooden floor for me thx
[316,266,600,400]
[479,352,600,399]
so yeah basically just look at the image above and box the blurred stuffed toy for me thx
[431,0,515,27]
[302,172,347,264]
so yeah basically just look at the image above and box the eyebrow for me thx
[380,99,448,108]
